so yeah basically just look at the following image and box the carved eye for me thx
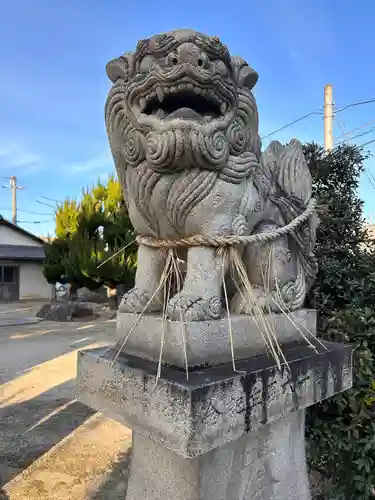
[197,52,209,68]
[167,52,179,66]
[139,55,156,73]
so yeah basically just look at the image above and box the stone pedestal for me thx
[126,412,310,500]
[76,315,353,499]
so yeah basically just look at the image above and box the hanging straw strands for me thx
[96,238,137,268]
[155,251,173,386]
[221,249,246,374]
[110,250,173,366]
[170,251,189,380]
[229,247,288,371]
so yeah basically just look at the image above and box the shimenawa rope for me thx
[137,199,316,249]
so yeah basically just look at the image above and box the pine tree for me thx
[43,175,137,299]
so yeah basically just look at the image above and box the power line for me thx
[261,110,323,140]
[330,115,375,151]
[358,138,375,149]
[261,96,375,143]
[336,126,375,148]
[36,199,56,209]
[18,219,55,224]
[364,170,375,191]
[334,119,375,141]
[260,94,375,143]
[323,137,375,158]
[366,168,375,186]
[336,98,375,114]
[335,116,347,137]
[40,195,63,204]
[0,207,52,216]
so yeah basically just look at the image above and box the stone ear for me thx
[106,53,133,83]
[231,56,259,90]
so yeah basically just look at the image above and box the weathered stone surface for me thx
[105,29,318,322]
[126,411,310,500]
[117,309,316,369]
[37,302,95,322]
[77,340,353,458]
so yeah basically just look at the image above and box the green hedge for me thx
[304,143,375,499]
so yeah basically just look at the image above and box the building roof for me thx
[366,224,375,240]
[0,245,45,261]
[38,235,55,242]
[0,216,45,245]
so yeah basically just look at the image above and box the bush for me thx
[304,143,375,499]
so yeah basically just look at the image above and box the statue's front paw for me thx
[231,285,289,314]
[119,287,162,314]
[167,293,222,321]
[230,286,268,315]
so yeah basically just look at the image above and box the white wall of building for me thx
[0,225,41,247]
[19,262,52,300]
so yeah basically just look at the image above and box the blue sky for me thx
[0,0,375,236]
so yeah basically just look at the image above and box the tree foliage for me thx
[43,175,137,294]
[304,143,375,499]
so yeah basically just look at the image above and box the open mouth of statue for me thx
[138,86,227,121]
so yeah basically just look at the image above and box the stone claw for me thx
[231,286,286,314]
[231,286,269,315]
[119,287,163,314]
[167,293,222,322]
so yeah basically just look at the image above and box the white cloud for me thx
[67,151,113,173]
[0,141,42,168]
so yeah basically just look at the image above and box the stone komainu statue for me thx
[105,29,318,321]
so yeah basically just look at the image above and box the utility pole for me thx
[2,176,24,225]
[324,84,333,151]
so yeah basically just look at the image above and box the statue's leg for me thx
[119,244,166,314]
[167,246,225,321]
[231,222,297,314]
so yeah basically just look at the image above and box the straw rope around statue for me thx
[137,199,316,249]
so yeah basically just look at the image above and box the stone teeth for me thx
[139,97,146,111]
[156,85,164,102]
[186,83,194,92]
[220,102,227,114]
[156,109,166,118]
[207,90,216,101]
[170,86,177,93]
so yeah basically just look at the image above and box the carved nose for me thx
[173,43,208,68]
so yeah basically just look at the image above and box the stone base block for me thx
[116,309,316,369]
[77,340,352,458]
[126,411,311,500]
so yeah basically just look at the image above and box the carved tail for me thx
[263,139,318,307]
